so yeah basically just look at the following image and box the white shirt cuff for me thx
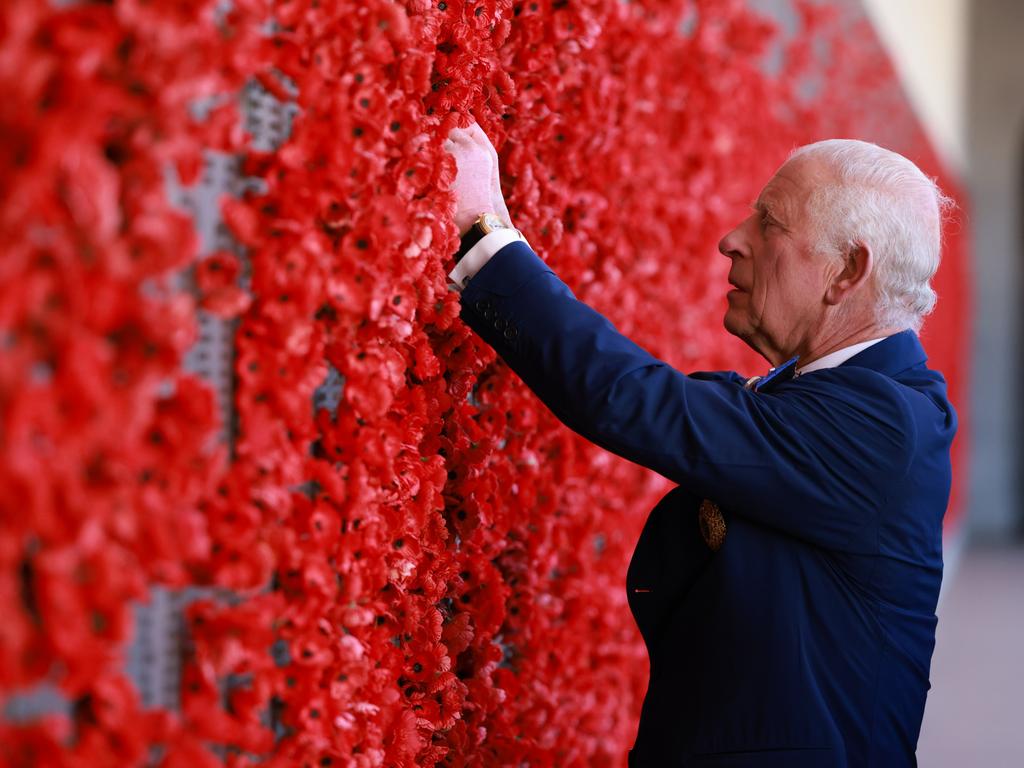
[448,228,528,291]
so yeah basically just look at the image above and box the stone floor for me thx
[916,541,1024,766]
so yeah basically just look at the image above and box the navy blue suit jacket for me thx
[457,241,957,767]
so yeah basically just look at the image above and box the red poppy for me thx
[0,0,968,763]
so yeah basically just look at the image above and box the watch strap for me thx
[455,225,488,262]
[455,213,514,263]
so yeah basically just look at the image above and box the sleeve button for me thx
[504,326,518,339]
[494,317,507,331]
[474,298,491,312]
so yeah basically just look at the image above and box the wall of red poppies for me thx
[0,0,968,765]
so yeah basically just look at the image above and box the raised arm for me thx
[458,240,915,553]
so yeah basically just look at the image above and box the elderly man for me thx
[442,123,956,767]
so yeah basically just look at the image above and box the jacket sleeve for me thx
[457,240,915,553]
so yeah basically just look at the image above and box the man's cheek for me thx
[749,283,768,326]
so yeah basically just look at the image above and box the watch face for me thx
[479,213,505,233]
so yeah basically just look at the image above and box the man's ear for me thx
[824,241,873,305]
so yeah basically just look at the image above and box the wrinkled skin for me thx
[718,154,899,367]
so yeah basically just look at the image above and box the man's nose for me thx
[718,227,745,260]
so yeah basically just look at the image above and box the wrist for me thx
[448,226,528,291]
[458,213,510,238]
[455,212,516,263]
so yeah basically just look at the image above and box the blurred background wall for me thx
[963,0,1024,543]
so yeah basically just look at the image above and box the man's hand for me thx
[442,121,513,237]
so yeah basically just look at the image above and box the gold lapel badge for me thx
[698,498,727,552]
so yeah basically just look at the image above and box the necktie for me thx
[698,355,800,551]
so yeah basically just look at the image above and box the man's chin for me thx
[722,311,747,341]
[723,314,770,360]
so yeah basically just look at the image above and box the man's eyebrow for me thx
[751,198,790,229]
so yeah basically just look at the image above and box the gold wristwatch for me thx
[454,212,513,263]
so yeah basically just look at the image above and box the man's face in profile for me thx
[717,156,834,362]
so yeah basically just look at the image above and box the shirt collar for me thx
[795,336,891,377]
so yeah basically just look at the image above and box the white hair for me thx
[788,139,955,332]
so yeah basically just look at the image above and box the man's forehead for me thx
[755,178,795,213]
[757,158,821,209]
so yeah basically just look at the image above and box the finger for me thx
[470,126,499,159]
[447,126,474,144]
[465,123,489,145]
